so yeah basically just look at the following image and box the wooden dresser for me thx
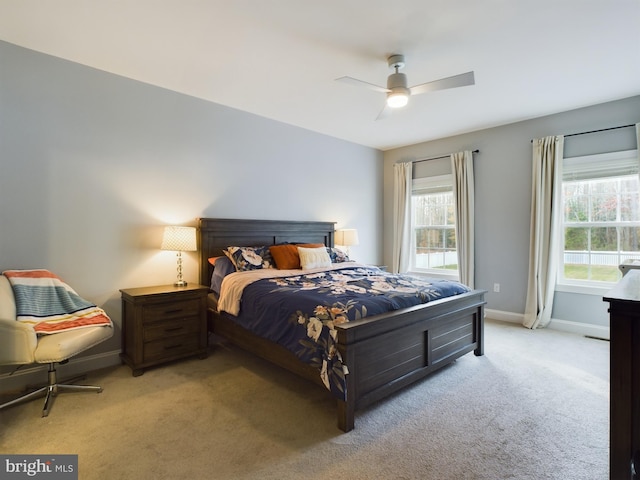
[604,270,640,480]
[120,284,209,376]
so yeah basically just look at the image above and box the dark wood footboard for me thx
[209,288,485,432]
[335,289,485,431]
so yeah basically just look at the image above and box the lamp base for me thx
[174,280,188,287]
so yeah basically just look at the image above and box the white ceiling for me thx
[1,0,639,150]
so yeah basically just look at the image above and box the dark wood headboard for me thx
[197,218,336,286]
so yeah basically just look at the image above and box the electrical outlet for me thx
[493,283,500,293]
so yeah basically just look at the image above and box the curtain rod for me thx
[413,149,479,164]
[531,123,636,142]
[564,123,635,138]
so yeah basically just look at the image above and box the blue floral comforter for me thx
[219,264,471,401]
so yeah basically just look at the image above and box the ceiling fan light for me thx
[387,90,409,108]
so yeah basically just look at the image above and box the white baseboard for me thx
[0,350,122,394]
[546,318,610,340]
[485,308,610,340]
[484,309,523,324]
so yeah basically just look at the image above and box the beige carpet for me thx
[0,320,609,479]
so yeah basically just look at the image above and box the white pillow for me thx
[297,246,331,269]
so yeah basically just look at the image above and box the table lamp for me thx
[161,226,197,287]
[335,228,359,257]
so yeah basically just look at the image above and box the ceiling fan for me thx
[336,54,475,119]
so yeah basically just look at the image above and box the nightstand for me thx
[120,284,209,376]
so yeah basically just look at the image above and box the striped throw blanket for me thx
[3,269,113,335]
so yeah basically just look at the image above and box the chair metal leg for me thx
[0,386,48,410]
[42,384,56,417]
[0,362,104,417]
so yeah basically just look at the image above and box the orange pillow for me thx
[208,256,222,265]
[269,243,324,269]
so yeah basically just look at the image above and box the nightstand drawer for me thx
[144,334,201,362]
[143,298,201,323]
[143,316,201,342]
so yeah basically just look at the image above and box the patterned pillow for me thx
[327,247,351,263]
[224,246,274,271]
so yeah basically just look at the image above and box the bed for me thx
[198,217,486,432]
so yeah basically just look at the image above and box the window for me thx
[560,150,640,287]
[409,175,458,278]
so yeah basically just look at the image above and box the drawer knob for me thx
[164,344,183,350]
[164,326,183,333]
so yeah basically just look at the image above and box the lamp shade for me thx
[161,226,197,252]
[335,228,359,247]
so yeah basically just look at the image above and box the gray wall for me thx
[383,95,640,329]
[0,41,383,360]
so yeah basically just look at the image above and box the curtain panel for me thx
[524,135,564,329]
[451,150,475,288]
[392,162,413,273]
[637,123,640,170]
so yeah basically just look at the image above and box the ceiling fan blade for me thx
[375,103,391,121]
[335,76,389,94]
[410,71,475,96]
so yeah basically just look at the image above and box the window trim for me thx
[556,149,639,293]
[555,282,613,296]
